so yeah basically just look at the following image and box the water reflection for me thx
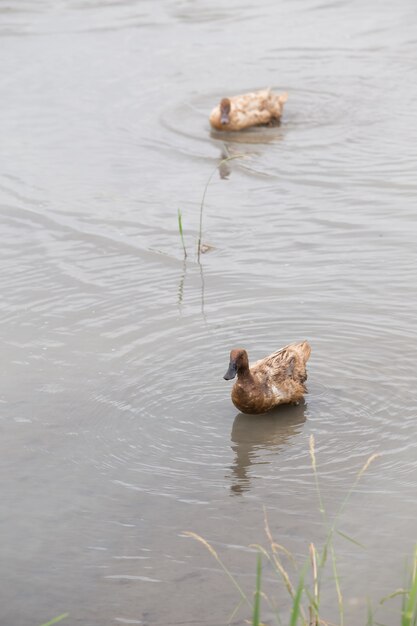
[209,120,285,145]
[229,403,307,495]
[211,132,285,180]
[218,150,232,179]
[176,258,209,326]
[177,259,187,308]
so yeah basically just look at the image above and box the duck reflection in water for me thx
[229,403,306,495]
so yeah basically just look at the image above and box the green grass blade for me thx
[39,614,69,626]
[289,568,305,626]
[402,547,417,626]
[253,553,262,626]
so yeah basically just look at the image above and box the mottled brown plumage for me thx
[209,88,288,131]
[223,341,311,414]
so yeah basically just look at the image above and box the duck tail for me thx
[297,340,311,363]
[269,91,288,117]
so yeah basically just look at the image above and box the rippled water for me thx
[1,0,417,624]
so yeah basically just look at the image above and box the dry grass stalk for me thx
[183,531,250,609]
[309,543,319,626]
[357,453,380,479]
[263,506,297,566]
[262,508,308,626]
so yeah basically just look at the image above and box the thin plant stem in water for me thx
[177,208,187,259]
[197,154,244,262]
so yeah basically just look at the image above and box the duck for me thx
[209,88,288,132]
[223,341,311,414]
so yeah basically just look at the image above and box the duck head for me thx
[224,348,249,380]
[220,98,231,125]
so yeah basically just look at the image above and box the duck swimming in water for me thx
[223,341,311,414]
[209,88,288,131]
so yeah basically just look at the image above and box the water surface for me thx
[1,1,417,624]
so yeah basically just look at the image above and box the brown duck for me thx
[223,341,311,414]
[209,88,288,131]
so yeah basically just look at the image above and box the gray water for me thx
[1,1,417,624]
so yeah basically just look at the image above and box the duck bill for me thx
[223,361,237,380]
[220,111,230,125]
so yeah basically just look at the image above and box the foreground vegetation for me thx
[38,438,417,626]
[186,436,417,626]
